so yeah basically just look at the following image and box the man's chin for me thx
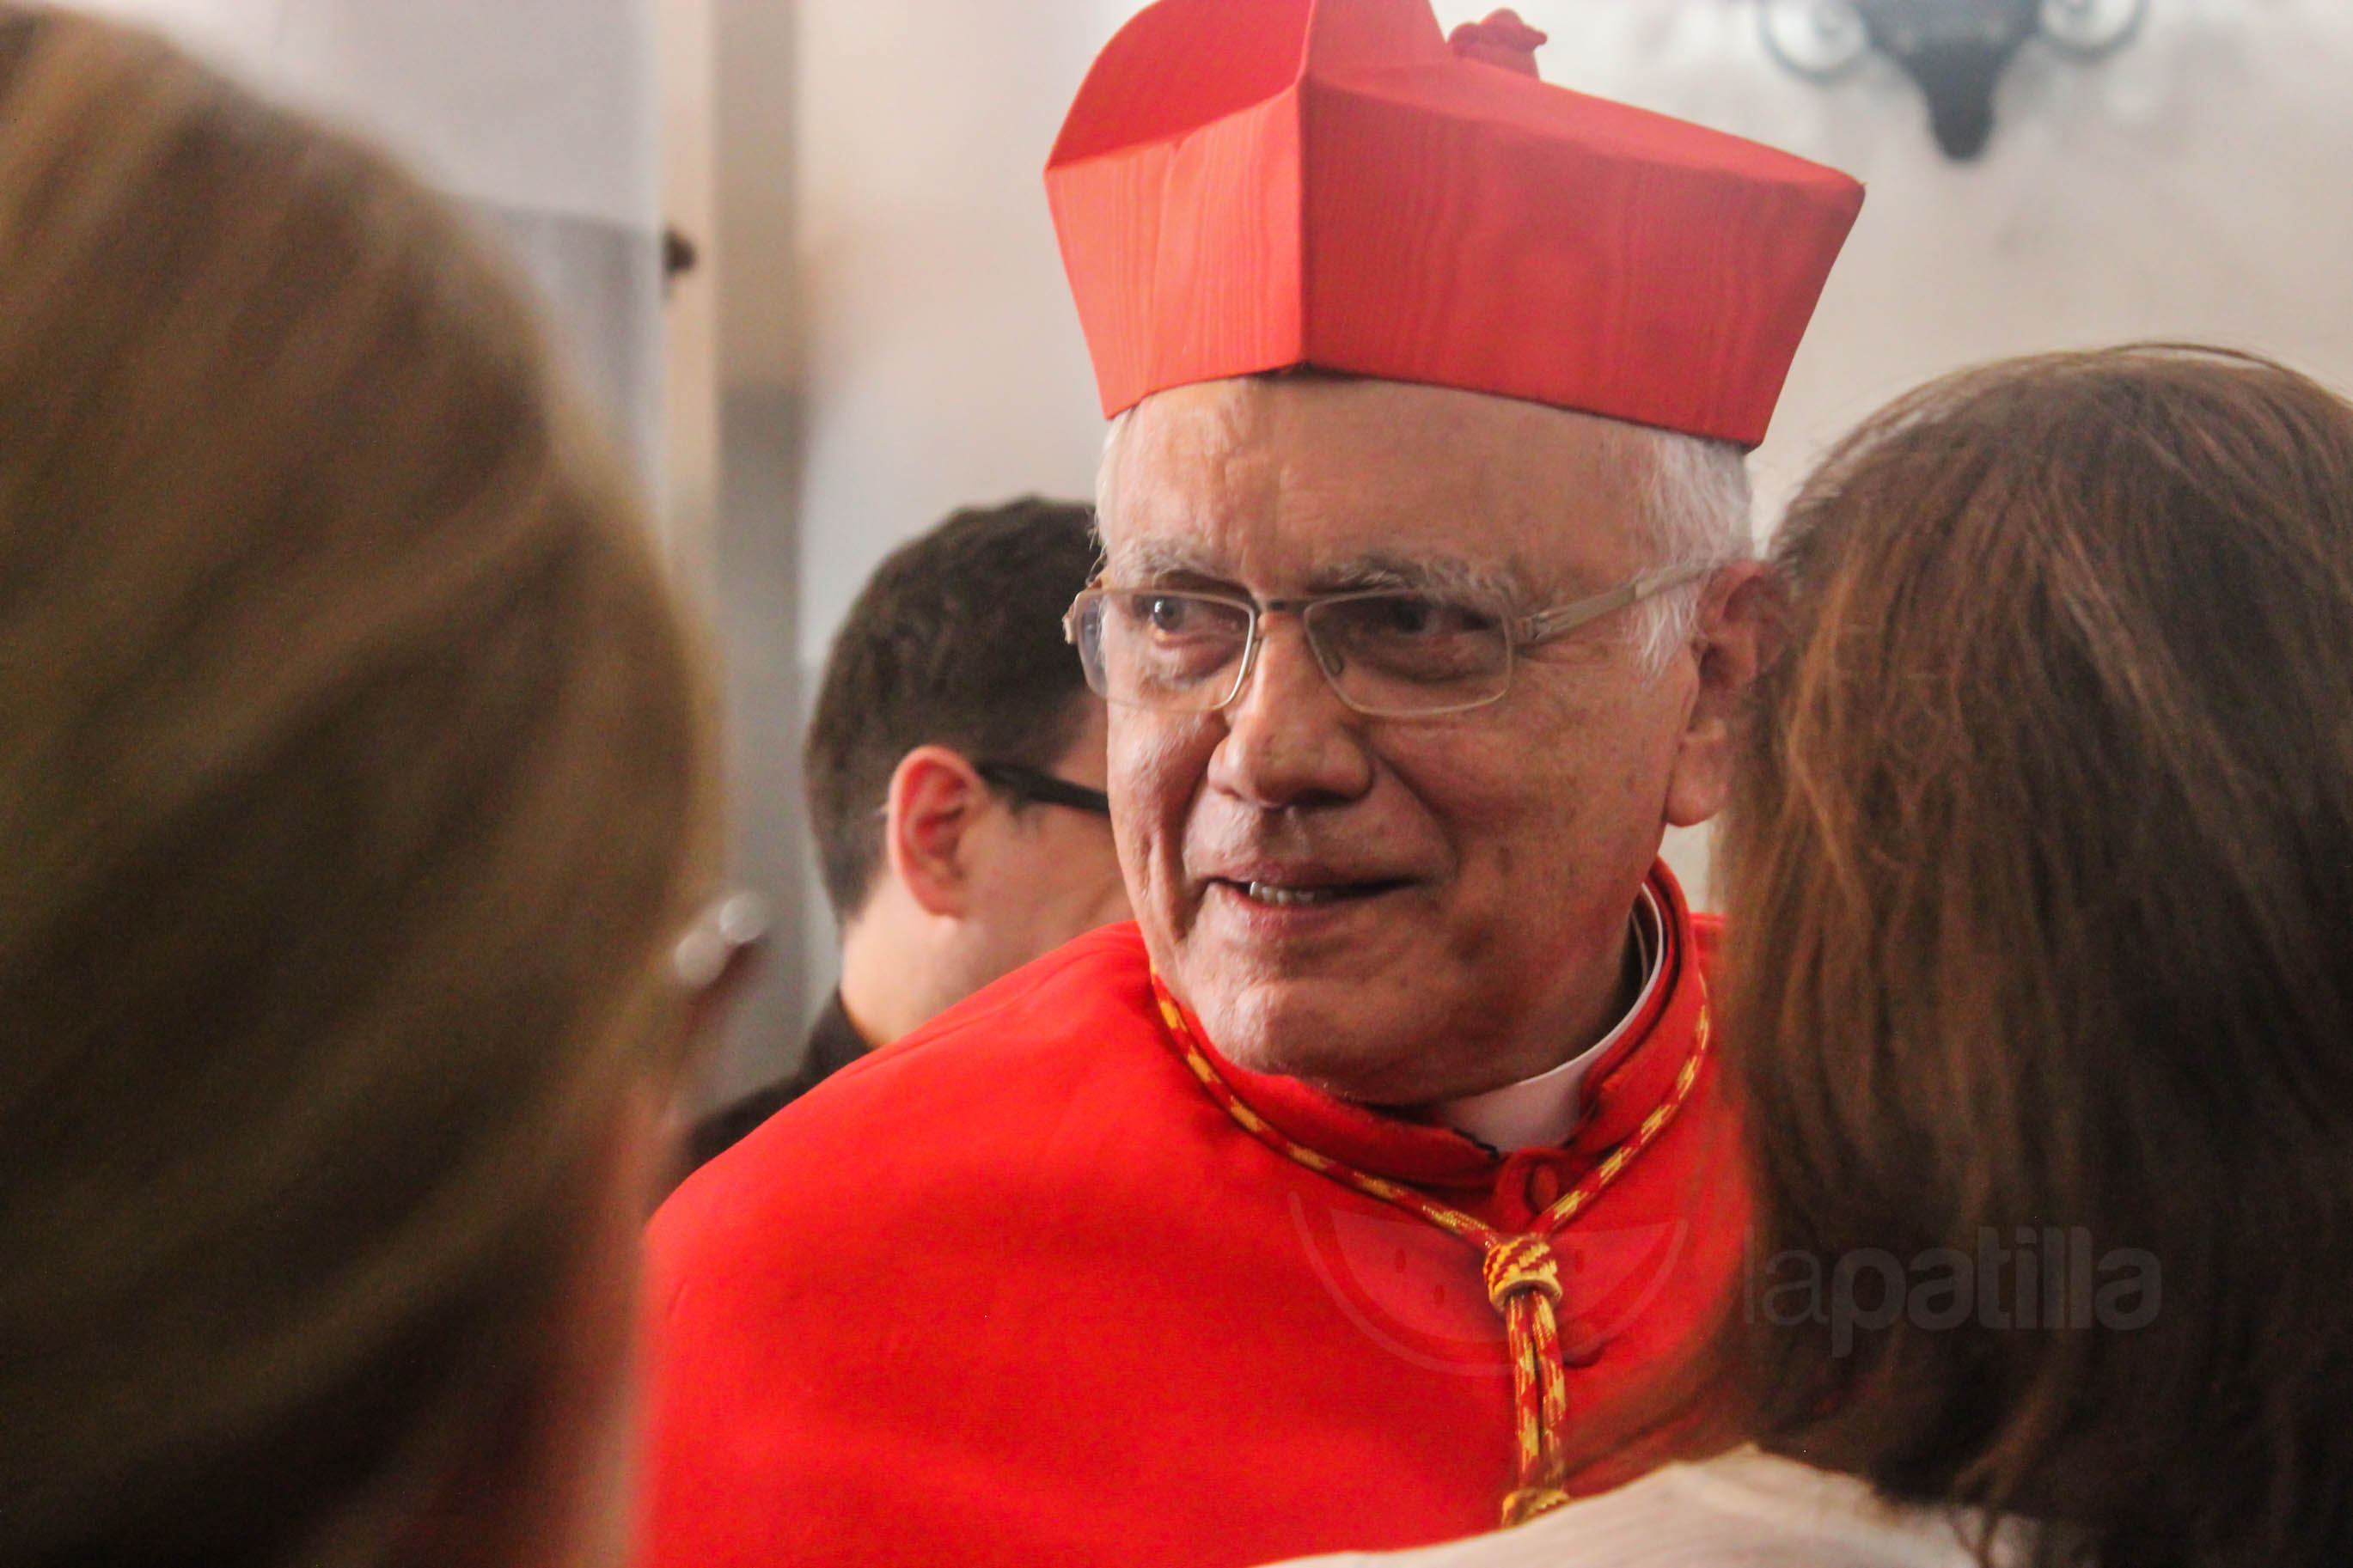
[1184,968,1443,1105]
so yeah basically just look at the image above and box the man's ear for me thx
[1663,561,1774,829]
[884,745,991,918]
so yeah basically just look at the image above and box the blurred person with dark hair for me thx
[0,8,742,1565]
[685,497,1128,1171]
[1269,345,2353,1568]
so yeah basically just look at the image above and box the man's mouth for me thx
[1215,877,1409,907]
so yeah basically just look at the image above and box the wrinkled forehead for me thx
[1097,375,1654,600]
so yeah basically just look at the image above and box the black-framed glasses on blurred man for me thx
[1060,563,1713,719]
[975,760,1111,817]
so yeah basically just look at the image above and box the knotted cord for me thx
[1149,972,1710,1528]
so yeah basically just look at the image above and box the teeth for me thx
[1246,882,1340,906]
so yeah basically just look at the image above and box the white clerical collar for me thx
[1434,882,1665,1152]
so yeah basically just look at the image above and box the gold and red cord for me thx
[1149,972,1711,1528]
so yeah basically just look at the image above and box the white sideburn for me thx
[1433,884,1665,1152]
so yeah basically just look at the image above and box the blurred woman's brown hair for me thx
[0,7,718,1565]
[1721,345,2353,1566]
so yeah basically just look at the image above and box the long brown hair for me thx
[1720,345,2353,1567]
[0,8,714,1564]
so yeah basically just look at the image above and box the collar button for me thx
[1525,1163,1563,1210]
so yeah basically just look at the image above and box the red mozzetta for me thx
[642,864,1747,1568]
[1046,0,1864,443]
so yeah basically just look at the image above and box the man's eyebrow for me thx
[1103,540,1233,586]
[1303,552,1528,608]
[1102,543,1531,607]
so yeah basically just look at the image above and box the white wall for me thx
[74,0,669,498]
[700,0,811,1101]
[663,0,719,583]
[791,1,1126,669]
[1507,1,2353,521]
[777,0,2353,972]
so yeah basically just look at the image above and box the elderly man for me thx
[644,2,1861,1565]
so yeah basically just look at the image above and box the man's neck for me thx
[835,902,963,1048]
[1429,883,1666,1150]
[832,983,895,1055]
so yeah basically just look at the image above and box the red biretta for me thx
[643,3,1861,1565]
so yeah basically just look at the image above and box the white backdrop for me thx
[71,0,667,491]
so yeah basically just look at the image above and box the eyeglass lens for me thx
[1074,589,1513,716]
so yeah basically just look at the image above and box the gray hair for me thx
[1095,401,1751,676]
[1625,426,1753,674]
[1095,406,1134,534]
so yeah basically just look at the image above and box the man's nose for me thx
[1204,615,1375,808]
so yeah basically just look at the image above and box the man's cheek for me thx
[1115,735,1213,850]
[1110,709,1217,782]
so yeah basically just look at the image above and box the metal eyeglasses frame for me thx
[1061,560,1714,718]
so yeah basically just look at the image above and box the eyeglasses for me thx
[1061,563,1712,718]
[975,760,1111,816]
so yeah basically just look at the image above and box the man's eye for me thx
[1363,595,1491,638]
[1380,598,1436,636]
[1145,595,1197,633]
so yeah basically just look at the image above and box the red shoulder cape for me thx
[642,863,1745,1568]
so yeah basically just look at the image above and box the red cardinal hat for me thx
[1047,0,1864,446]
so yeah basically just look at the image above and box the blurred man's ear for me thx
[1663,560,1772,829]
[884,746,990,918]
